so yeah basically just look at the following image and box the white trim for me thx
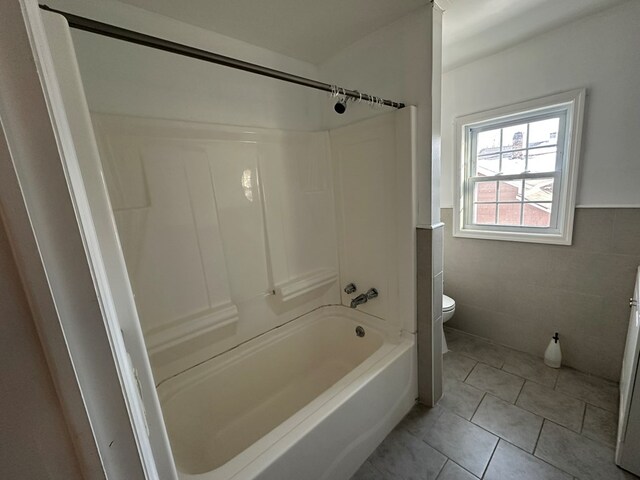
[0,59,106,480]
[1,1,150,478]
[417,222,445,230]
[443,205,640,210]
[16,3,176,478]
[453,89,585,245]
[275,269,338,303]
[146,303,239,356]
[576,204,640,209]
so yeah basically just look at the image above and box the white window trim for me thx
[453,89,586,245]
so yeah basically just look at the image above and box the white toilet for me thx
[442,294,456,353]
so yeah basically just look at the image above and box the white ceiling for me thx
[113,0,429,65]
[114,0,629,68]
[442,0,629,70]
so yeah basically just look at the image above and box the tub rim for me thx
[157,305,412,479]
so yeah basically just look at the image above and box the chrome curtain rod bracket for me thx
[39,4,405,110]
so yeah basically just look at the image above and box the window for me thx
[454,90,585,245]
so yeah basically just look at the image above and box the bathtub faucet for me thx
[350,288,378,308]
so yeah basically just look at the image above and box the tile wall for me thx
[441,208,640,380]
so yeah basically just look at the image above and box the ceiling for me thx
[114,0,628,68]
[442,0,629,70]
[112,0,429,65]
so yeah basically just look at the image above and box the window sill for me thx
[453,227,572,245]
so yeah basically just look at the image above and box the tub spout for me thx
[350,288,378,308]
[350,293,368,308]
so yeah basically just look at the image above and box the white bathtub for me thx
[157,305,417,480]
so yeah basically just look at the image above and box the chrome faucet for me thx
[350,288,378,308]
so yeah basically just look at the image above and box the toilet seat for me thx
[443,294,455,312]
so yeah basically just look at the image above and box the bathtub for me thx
[157,305,417,480]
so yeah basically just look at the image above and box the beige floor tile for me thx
[485,440,571,480]
[423,409,498,477]
[443,351,477,381]
[472,394,543,453]
[436,460,478,480]
[444,329,476,351]
[465,363,524,403]
[516,381,585,432]
[535,421,634,480]
[555,368,619,413]
[440,378,484,420]
[397,404,446,439]
[369,428,446,480]
[351,461,401,480]
[582,404,617,447]
[502,349,559,388]
[445,329,509,368]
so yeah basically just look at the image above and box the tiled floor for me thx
[351,328,638,480]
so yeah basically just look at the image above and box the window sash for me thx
[465,174,562,231]
[462,109,568,233]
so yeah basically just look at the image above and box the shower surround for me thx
[31,1,438,474]
[92,108,419,478]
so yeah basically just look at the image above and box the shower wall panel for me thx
[92,114,340,382]
[330,107,417,335]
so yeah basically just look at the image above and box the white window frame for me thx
[453,89,586,245]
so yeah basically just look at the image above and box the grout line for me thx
[532,418,546,454]
[437,396,573,479]
[514,378,526,404]
[451,461,477,479]
[433,457,447,480]
[429,401,498,444]
[470,392,487,421]
[533,419,587,478]
[504,431,575,479]
[434,459,447,480]
[463,361,479,383]
[481,437,500,479]
[553,369,560,390]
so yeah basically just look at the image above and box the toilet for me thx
[442,294,456,353]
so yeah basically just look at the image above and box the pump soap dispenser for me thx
[544,332,562,368]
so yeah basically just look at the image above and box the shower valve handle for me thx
[366,288,378,299]
[344,283,357,294]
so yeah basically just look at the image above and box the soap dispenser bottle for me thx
[544,332,562,368]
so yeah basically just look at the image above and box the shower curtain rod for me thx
[40,5,406,110]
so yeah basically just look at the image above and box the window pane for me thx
[527,147,557,173]
[528,117,559,147]
[523,178,554,203]
[476,154,500,175]
[474,181,497,202]
[474,203,496,224]
[497,203,522,225]
[502,124,527,151]
[501,152,526,175]
[498,180,522,202]
[477,128,501,157]
[523,203,552,227]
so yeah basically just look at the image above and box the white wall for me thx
[47,0,324,131]
[319,6,438,226]
[45,0,432,383]
[440,0,640,208]
[0,214,83,480]
[93,115,341,382]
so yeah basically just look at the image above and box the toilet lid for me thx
[443,294,455,311]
